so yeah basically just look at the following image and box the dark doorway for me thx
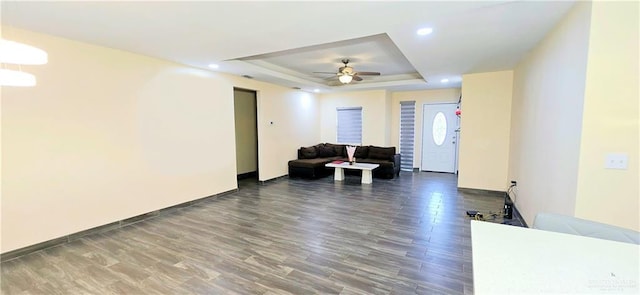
[233,88,258,181]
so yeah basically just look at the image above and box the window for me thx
[399,101,416,171]
[337,107,362,144]
[432,111,447,146]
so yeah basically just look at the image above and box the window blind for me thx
[399,101,416,171]
[337,107,362,145]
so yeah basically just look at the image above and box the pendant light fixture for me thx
[1,1,48,87]
[0,68,36,87]
[0,38,48,86]
[0,39,48,65]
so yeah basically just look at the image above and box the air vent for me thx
[292,87,301,90]
[242,75,253,79]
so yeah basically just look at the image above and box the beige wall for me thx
[0,65,3,251]
[319,89,391,146]
[1,29,236,252]
[574,1,639,230]
[459,71,513,191]
[390,89,461,168]
[1,29,320,252]
[249,84,320,181]
[509,2,591,226]
[215,77,319,182]
[509,1,639,230]
[233,89,257,175]
[384,90,393,145]
[222,77,320,182]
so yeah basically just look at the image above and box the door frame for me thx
[420,102,460,173]
[233,87,259,181]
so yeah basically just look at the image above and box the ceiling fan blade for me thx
[355,71,380,76]
[323,75,338,81]
[313,71,337,74]
[327,80,345,86]
[352,75,363,82]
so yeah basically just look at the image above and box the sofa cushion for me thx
[357,158,394,168]
[299,146,317,159]
[325,143,345,157]
[356,158,393,167]
[354,146,369,159]
[316,144,337,157]
[368,146,396,160]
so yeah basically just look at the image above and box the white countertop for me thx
[471,220,639,294]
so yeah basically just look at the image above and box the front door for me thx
[421,103,458,173]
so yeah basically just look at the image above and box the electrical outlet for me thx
[605,153,628,170]
[510,180,517,186]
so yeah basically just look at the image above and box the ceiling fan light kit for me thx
[315,58,380,85]
[339,74,353,84]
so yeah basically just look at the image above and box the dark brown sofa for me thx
[288,143,401,179]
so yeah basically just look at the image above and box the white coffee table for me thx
[325,162,380,184]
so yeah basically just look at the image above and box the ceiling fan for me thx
[313,59,380,85]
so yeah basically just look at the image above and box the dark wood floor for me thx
[1,172,522,294]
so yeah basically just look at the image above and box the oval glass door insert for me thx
[432,112,447,146]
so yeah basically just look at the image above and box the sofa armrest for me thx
[392,153,401,164]
[297,148,303,159]
[393,154,401,173]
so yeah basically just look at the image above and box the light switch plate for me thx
[605,153,628,170]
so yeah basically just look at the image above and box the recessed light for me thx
[417,27,433,36]
[314,89,320,93]
[441,79,449,83]
[208,64,219,69]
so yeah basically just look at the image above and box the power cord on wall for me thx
[503,182,517,219]
[506,182,517,203]
[467,181,518,221]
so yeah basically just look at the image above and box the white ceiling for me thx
[1,1,575,93]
